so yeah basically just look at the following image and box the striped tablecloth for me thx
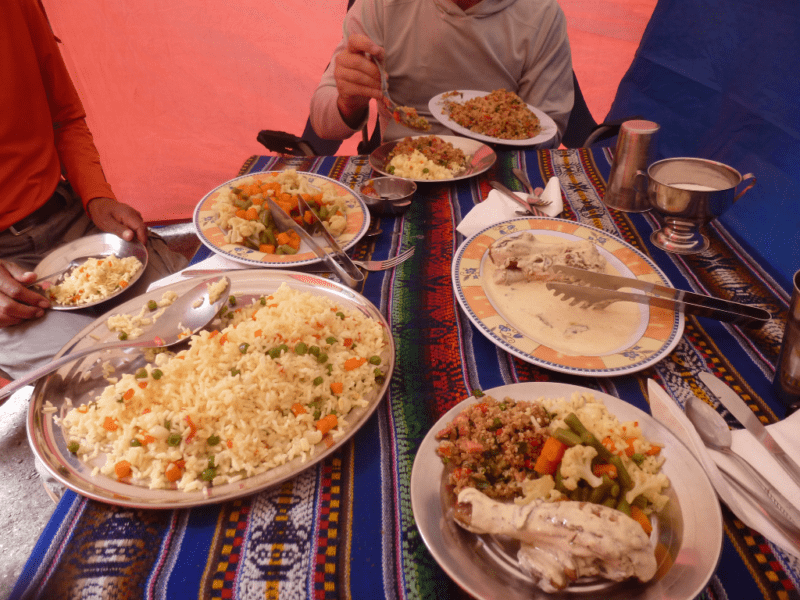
[12,148,799,600]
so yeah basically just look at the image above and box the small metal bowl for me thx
[358,177,417,215]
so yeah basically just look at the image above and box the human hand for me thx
[86,197,148,245]
[334,34,384,127]
[0,260,50,327]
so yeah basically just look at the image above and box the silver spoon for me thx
[685,395,800,527]
[0,276,232,402]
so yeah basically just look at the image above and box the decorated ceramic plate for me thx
[27,270,394,508]
[32,233,149,311]
[452,218,684,376]
[193,171,369,268]
[369,134,497,182]
[411,381,723,600]
[428,90,558,147]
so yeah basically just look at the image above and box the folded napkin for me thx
[648,379,800,558]
[457,176,564,238]
[147,254,246,292]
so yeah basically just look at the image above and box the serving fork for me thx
[350,247,415,271]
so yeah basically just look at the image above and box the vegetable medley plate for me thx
[27,270,395,509]
[193,170,370,268]
[410,382,723,600]
[428,90,558,147]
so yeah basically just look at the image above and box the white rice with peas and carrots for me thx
[59,283,389,492]
[48,255,142,306]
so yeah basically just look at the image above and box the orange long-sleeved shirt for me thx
[0,0,115,232]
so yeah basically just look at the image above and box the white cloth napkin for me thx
[456,176,564,238]
[648,379,800,558]
[147,254,246,292]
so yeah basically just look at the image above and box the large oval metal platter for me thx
[32,233,149,310]
[452,217,685,376]
[369,134,497,182]
[27,270,394,508]
[193,171,370,268]
[411,382,723,600]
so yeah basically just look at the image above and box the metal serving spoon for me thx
[685,394,800,528]
[0,276,231,402]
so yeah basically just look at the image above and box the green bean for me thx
[602,496,618,509]
[609,455,632,491]
[564,413,614,461]
[589,474,615,504]
[277,244,297,255]
[554,464,569,495]
[263,228,277,246]
[318,206,329,219]
[553,427,582,447]
[632,494,649,509]
[616,497,632,517]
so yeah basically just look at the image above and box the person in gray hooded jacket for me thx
[310,0,574,147]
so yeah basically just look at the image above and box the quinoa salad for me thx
[442,89,542,140]
[436,391,670,528]
[59,283,389,492]
[386,135,468,180]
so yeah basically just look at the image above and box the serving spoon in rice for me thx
[0,276,232,402]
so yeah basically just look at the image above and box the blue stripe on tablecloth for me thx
[162,504,223,598]
[9,490,84,599]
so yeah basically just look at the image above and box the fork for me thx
[367,54,430,132]
[350,247,415,271]
[512,167,552,207]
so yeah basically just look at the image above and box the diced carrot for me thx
[103,416,118,431]
[185,415,198,443]
[303,210,314,224]
[138,382,148,389]
[602,436,617,453]
[533,437,568,475]
[344,357,367,371]
[235,209,248,219]
[142,408,151,414]
[123,388,135,401]
[245,207,259,221]
[330,381,344,395]
[592,463,618,479]
[227,439,233,448]
[250,196,264,205]
[276,232,291,246]
[115,460,132,478]
[624,437,637,458]
[646,445,662,456]
[316,414,338,435]
[259,244,276,254]
[142,434,156,445]
[219,333,228,345]
[119,280,128,288]
[77,405,89,414]
[165,461,183,482]
[343,338,353,347]
[291,403,307,417]
[630,505,653,535]
[209,330,219,339]
[286,231,301,251]
[254,329,262,337]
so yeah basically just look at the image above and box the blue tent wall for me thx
[605,0,800,291]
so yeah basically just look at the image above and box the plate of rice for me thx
[32,233,149,310]
[193,169,370,268]
[428,90,558,147]
[410,381,722,600]
[369,135,497,182]
[28,269,395,508]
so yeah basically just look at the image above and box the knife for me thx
[266,198,363,289]
[488,181,547,217]
[547,265,771,327]
[700,371,800,491]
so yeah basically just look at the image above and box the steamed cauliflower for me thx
[559,445,603,491]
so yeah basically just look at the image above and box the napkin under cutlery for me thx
[648,379,800,558]
[457,176,564,238]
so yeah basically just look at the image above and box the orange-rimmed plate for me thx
[193,171,369,268]
[452,217,684,376]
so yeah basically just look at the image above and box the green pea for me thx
[130,439,142,447]
[294,342,308,355]
[260,297,267,305]
[231,368,241,376]
[207,435,221,446]
[239,343,249,354]
[336,311,345,320]
[313,376,324,386]
[164,419,171,430]
[317,352,328,364]
[325,337,337,345]
[473,389,484,398]
[135,368,148,379]
[228,295,237,306]
[368,355,381,365]
[152,369,163,380]
[118,332,128,341]
[201,467,216,482]
[167,433,182,446]
[309,345,321,356]
[147,299,158,311]
[374,368,384,380]
[67,441,79,454]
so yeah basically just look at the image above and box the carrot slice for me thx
[115,460,132,478]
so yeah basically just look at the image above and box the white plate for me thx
[452,218,684,376]
[193,171,370,268]
[27,270,394,508]
[369,135,497,183]
[411,382,723,600]
[428,90,558,147]
[33,233,149,311]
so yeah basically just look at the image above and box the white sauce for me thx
[669,183,720,191]
[483,236,642,356]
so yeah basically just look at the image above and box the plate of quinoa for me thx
[369,135,496,182]
[428,90,558,147]
[410,382,722,599]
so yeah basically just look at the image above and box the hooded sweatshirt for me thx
[310,0,573,146]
